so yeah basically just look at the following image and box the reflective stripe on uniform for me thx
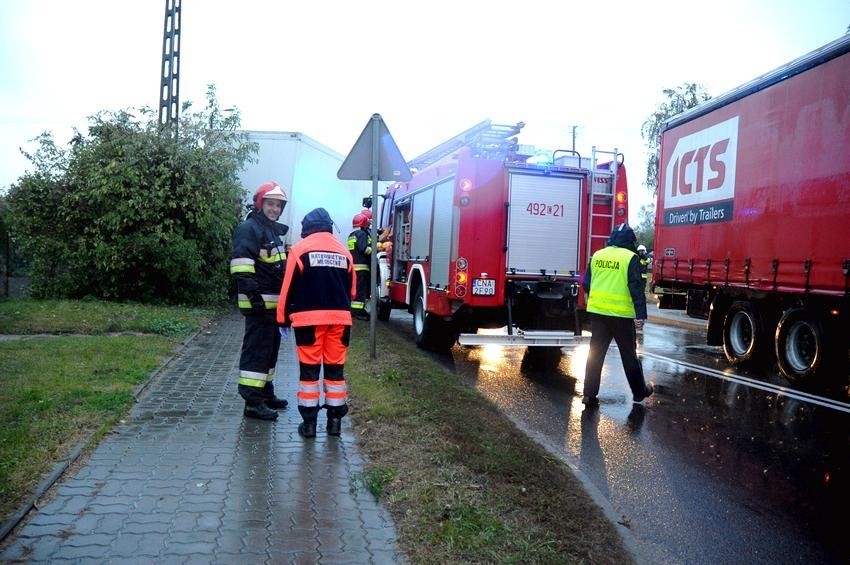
[324,379,348,406]
[230,257,255,274]
[258,247,287,263]
[238,369,269,388]
[297,380,321,407]
[237,293,280,309]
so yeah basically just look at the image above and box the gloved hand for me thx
[279,326,290,337]
[249,293,266,313]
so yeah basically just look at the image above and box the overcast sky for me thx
[1,0,848,223]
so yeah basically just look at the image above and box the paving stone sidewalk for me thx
[1,311,402,564]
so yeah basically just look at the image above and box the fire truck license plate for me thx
[472,279,495,296]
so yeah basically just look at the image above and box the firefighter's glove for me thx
[249,294,266,313]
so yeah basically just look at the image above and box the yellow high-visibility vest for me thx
[586,246,637,318]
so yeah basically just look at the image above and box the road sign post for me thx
[338,114,411,359]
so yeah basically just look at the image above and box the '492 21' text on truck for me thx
[374,120,629,363]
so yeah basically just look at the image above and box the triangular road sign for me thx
[338,114,412,181]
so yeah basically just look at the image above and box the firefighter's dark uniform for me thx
[348,226,372,319]
[278,208,355,438]
[639,253,650,290]
[230,208,289,416]
[582,224,653,404]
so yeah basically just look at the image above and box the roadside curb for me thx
[647,313,706,331]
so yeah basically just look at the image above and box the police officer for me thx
[277,208,356,438]
[582,223,654,407]
[230,182,290,420]
[348,212,372,320]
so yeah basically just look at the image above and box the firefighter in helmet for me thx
[348,212,372,320]
[229,181,290,420]
[637,244,650,290]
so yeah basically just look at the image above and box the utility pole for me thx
[159,0,182,136]
[571,125,578,152]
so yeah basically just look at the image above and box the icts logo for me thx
[664,116,738,210]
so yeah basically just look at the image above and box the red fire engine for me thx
[374,120,629,355]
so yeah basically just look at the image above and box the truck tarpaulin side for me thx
[653,34,850,384]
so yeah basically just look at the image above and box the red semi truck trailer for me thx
[652,34,850,384]
[375,120,628,358]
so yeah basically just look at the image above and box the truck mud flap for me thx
[458,330,589,347]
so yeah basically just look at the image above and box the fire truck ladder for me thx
[407,120,525,171]
[586,146,620,255]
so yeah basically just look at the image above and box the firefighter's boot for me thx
[262,381,288,410]
[243,403,279,421]
[327,417,342,436]
[239,384,278,421]
[298,419,317,438]
[297,406,320,438]
[326,405,349,437]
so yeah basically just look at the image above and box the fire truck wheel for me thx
[377,298,391,322]
[775,308,824,384]
[413,286,456,351]
[722,301,768,366]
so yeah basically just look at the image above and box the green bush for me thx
[6,85,256,306]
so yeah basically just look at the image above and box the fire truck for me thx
[374,120,629,355]
[652,34,850,384]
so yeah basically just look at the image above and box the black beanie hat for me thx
[301,207,334,238]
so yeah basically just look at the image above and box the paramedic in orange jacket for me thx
[277,208,356,438]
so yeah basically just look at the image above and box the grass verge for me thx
[0,298,213,336]
[0,298,214,525]
[346,320,633,564]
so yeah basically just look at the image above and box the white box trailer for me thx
[238,130,371,245]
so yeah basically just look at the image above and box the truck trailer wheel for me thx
[775,308,823,383]
[722,301,767,366]
[413,287,456,351]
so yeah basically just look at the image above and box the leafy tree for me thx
[634,202,655,252]
[6,85,256,305]
[640,83,711,195]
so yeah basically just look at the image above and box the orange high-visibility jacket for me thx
[277,232,356,327]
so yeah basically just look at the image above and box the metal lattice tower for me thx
[158,0,181,134]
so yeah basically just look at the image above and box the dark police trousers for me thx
[583,312,648,399]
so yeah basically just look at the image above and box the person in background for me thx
[636,244,651,334]
[637,244,650,290]
[377,224,393,255]
[581,223,654,407]
[277,208,356,438]
[230,182,291,421]
[348,212,372,320]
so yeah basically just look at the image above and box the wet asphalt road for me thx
[383,312,850,564]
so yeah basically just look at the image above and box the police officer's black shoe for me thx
[243,403,278,421]
[264,396,289,410]
[327,417,342,436]
[298,420,317,438]
[581,396,600,408]
[634,384,654,403]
